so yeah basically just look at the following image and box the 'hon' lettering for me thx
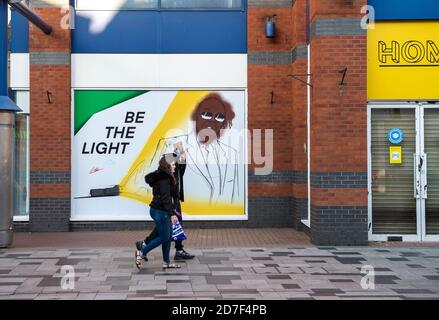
[378,40,439,65]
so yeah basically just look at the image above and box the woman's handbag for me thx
[171,221,187,241]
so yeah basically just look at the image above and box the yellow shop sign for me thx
[368,21,439,100]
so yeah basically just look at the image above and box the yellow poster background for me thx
[118,91,245,215]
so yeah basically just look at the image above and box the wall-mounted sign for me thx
[389,146,402,164]
[387,128,404,144]
[368,21,439,100]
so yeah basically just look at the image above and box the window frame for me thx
[74,0,246,12]
[13,90,30,221]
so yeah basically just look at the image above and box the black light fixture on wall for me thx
[265,15,277,38]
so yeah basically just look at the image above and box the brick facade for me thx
[248,0,368,244]
[291,0,309,234]
[247,0,297,229]
[24,0,370,245]
[308,0,368,245]
[28,0,71,232]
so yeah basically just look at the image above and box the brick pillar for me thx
[291,0,308,230]
[28,0,71,232]
[309,0,368,245]
[247,0,295,227]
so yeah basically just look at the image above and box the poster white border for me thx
[70,88,248,222]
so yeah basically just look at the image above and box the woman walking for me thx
[137,146,194,261]
[135,153,181,270]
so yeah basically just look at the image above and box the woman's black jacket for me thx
[145,168,178,217]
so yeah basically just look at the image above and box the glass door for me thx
[369,106,421,241]
[369,104,439,242]
[422,106,439,241]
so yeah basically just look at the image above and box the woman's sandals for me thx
[135,251,181,271]
[162,263,181,270]
[135,250,143,270]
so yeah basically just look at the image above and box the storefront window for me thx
[76,0,159,10]
[75,0,241,10]
[14,91,30,218]
[161,0,242,9]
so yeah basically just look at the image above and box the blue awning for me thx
[368,0,439,21]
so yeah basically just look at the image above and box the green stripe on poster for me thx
[74,90,147,135]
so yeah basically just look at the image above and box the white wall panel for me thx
[16,91,30,114]
[72,54,160,88]
[72,54,247,88]
[10,53,29,89]
[158,54,247,88]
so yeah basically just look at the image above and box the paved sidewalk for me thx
[1,230,439,300]
[10,228,311,249]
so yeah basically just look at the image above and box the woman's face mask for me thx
[170,161,176,173]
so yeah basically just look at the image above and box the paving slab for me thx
[1,230,439,300]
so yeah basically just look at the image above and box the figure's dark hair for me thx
[191,93,236,129]
[159,153,176,185]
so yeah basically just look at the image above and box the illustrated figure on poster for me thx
[149,93,239,205]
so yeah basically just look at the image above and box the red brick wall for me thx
[248,64,293,171]
[247,4,293,179]
[29,5,72,231]
[310,0,366,20]
[248,8,293,51]
[292,0,307,47]
[309,6,367,194]
[29,8,70,51]
[291,0,308,205]
[29,64,70,174]
[309,0,368,245]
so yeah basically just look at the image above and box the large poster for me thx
[72,90,247,221]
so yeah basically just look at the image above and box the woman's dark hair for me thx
[159,153,176,185]
[191,93,236,129]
